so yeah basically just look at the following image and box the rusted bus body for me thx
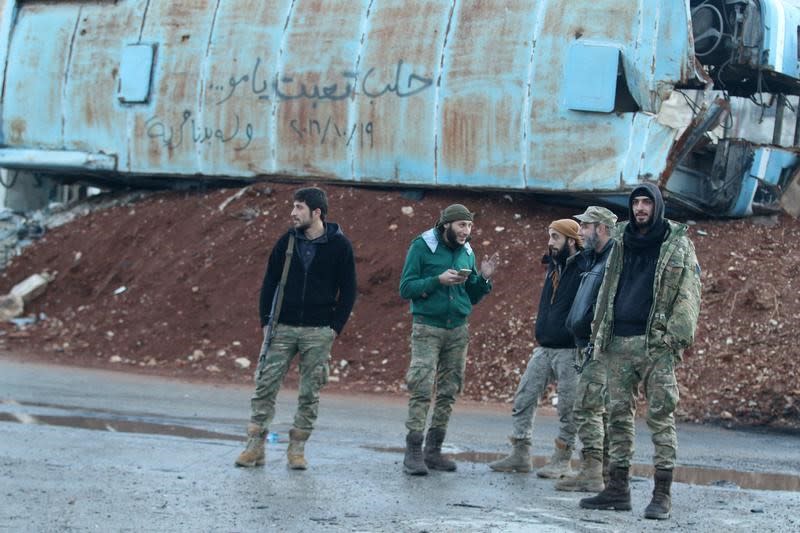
[0,1,799,216]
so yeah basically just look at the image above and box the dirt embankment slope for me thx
[2,183,798,429]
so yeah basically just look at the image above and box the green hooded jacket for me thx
[399,228,492,329]
[592,219,702,361]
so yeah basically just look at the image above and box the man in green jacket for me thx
[399,203,500,475]
[579,183,701,520]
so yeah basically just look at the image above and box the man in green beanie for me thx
[399,203,500,475]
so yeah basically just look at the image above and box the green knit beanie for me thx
[438,204,474,227]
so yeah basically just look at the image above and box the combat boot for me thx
[644,468,673,520]
[423,427,457,471]
[234,423,267,467]
[488,437,532,473]
[287,428,311,470]
[403,431,428,475]
[536,437,574,479]
[579,465,632,511]
[555,451,604,492]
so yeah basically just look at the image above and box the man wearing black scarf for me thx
[579,183,701,521]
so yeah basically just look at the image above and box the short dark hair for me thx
[293,187,328,220]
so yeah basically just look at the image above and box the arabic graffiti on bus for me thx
[145,110,254,151]
[144,110,377,152]
[212,59,433,105]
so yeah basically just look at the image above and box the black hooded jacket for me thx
[259,223,357,335]
[535,249,585,348]
[613,182,668,337]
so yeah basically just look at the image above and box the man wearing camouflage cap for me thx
[399,203,500,475]
[580,183,701,520]
[490,218,585,478]
[556,206,618,492]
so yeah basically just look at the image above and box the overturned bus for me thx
[1,0,800,216]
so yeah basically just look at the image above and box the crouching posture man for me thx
[235,187,357,470]
[579,183,701,520]
[399,203,499,475]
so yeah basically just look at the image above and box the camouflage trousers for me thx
[572,356,609,461]
[405,323,469,433]
[600,335,679,470]
[510,346,579,446]
[250,324,335,432]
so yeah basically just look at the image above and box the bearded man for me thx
[490,219,585,478]
[399,203,500,475]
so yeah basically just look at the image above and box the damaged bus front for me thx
[1,0,800,217]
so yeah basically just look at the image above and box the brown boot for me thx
[644,468,673,520]
[423,427,457,471]
[403,431,428,475]
[488,437,532,473]
[235,423,267,467]
[287,428,311,470]
[536,437,574,479]
[579,465,632,511]
[555,451,604,492]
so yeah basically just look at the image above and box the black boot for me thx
[403,431,428,475]
[644,468,673,520]
[579,465,632,511]
[424,427,457,471]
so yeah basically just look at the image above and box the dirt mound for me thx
[2,183,799,429]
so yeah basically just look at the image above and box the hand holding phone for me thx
[458,268,472,277]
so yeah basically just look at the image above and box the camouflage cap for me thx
[574,206,617,227]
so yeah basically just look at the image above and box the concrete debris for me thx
[234,357,250,369]
[0,294,24,320]
[11,273,53,304]
[217,185,252,212]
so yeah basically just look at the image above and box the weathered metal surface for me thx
[1,1,800,216]
[0,0,696,190]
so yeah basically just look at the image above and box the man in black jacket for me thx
[556,206,617,492]
[490,219,584,477]
[235,187,357,470]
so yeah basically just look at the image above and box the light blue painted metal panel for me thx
[271,0,368,181]
[436,0,535,189]
[761,0,800,77]
[118,44,155,103]
[353,0,450,185]
[194,0,294,177]
[730,147,798,216]
[564,42,619,113]
[3,4,77,148]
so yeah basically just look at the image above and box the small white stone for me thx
[234,357,251,369]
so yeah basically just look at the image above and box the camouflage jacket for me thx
[591,220,701,360]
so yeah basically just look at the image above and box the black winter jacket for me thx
[534,251,585,348]
[566,239,615,347]
[259,223,357,335]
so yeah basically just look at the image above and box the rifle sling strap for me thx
[271,234,295,335]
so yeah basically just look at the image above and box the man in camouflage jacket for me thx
[579,182,701,520]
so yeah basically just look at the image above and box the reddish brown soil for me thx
[2,183,799,429]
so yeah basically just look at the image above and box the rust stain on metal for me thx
[9,119,26,144]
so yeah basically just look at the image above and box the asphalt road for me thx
[1,357,798,532]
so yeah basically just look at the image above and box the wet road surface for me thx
[1,357,798,532]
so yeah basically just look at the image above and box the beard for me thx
[294,219,311,232]
[583,232,598,251]
[445,226,464,247]
[634,212,653,230]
